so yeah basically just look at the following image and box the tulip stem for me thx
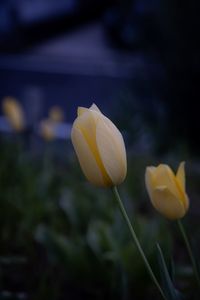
[112,186,167,300]
[177,219,200,288]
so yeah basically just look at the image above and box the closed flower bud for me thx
[145,162,189,220]
[71,104,127,187]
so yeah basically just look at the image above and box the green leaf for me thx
[156,243,182,300]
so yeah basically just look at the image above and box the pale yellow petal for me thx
[151,186,186,220]
[176,162,185,191]
[96,115,127,185]
[175,162,190,211]
[182,193,189,211]
[71,126,104,186]
[154,164,181,199]
[73,109,98,148]
[78,104,101,116]
[89,103,101,113]
[77,107,88,116]
[73,110,112,186]
[73,110,101,166]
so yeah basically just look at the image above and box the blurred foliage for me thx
[0,136,199,299]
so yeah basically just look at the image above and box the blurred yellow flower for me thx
[40,119,55,141]
[2,97,25,131]
[49,106,64,123]
[71,104,127,187]
[145,162,189,220]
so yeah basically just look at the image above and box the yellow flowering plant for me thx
[71,104,167,299]
[145,162,189,220]
[145,162,200,289]
[71,104,200,298]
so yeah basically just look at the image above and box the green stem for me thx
[177,219,200,288]
[112,186,167,300]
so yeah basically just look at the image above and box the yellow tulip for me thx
[71,104,127,187]
[145,162,189,220]
[2,97,25,131]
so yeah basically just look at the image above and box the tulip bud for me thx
[145,162,189,220]
[71,104,127,187]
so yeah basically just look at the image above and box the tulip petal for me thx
[145,167,156,199]
[182,193,189,211]
[74,109,98,151]
[175,162,189,211]
[73,110,112,186]
[77,107,88,116]
[96,116,127,185]
[71,126,105,186]
[78,104,101,116]
[154,164,181,200]
[90,103,101,113]
[176,162,185,190]
[151,186,186,220]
